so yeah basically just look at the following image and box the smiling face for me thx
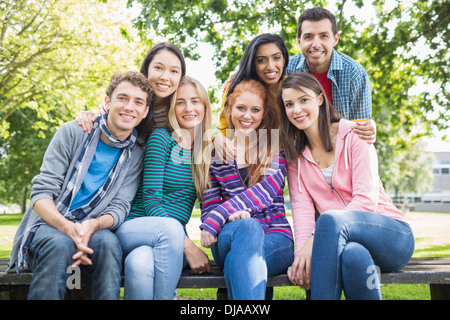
[297,19,339,74]
[254,42,285,87]
[230,91,264,134]
[105,81,149,141]
[174,83,205,131]
[147,49,182,98]
[282,86,324,132]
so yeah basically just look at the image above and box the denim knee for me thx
[91,229,122,253]
[234,218,264,236]
[315,210,350,233]
[125,245,154,277]
[90,229,122,266]
[29,225,75,266]
[157,218,185,251]
[341,242,373,269]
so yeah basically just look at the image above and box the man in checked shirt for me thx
[287,7,376,143]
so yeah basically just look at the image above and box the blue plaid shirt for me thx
[287,49,372,120]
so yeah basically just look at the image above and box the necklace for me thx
[313,148,324,164]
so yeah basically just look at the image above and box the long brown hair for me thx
[139,42,186,79]
[225,79,280,187]
[137,42,186,144]
[277,72,342,164]
[225,34,289,106]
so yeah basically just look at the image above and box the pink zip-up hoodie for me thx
[287,119,405,252]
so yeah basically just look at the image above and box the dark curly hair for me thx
[106,71,154,147]
[297,7,338,37]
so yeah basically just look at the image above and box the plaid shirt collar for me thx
[293,49,343,74]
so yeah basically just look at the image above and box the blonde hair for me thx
[167,76,212,201]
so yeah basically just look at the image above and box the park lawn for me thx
[0,214,23,258]
[1,212,448,300]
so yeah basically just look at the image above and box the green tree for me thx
[0,108,53,212]
[381,140,435,199]
[0,0,146,207]
[129,0,449,188]
[0,0,146,136]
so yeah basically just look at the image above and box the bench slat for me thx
[2,257,450,286]
[406,257,450,265]
[1,257,450,300]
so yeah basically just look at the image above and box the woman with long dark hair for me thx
[76,42,186,144]
[215,33,289,158]
[278,72,414,300]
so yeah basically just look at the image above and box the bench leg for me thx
[1,285,29,300]
[64,285,91,300]
[216,288,228,300]
[430,284,450,300]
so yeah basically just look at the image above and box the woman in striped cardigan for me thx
[200,80,294,300]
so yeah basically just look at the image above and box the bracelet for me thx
[95,218,101,231]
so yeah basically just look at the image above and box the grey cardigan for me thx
[9,120,144,270]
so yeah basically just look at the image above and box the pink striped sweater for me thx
[200,150,293,240]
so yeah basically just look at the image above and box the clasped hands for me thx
[67,219,99,267]
[200,210,250,248]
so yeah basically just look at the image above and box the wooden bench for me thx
[1,257,449,300]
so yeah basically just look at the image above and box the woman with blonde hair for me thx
[115,76,213,300]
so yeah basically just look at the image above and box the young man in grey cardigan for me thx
[8,71,152,300]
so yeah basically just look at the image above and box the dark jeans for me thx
[27,224,122,300]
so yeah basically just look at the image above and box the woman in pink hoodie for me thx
[277,72,414,300]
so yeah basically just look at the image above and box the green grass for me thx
[1,212,448,300]
[0,214,23,258]
[177,284,431,300]
[414,243,450,257]
[0,213,23,226]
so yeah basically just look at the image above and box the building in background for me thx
[409,152,450,213]
[284,152,450,214]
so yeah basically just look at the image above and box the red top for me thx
[312,71,333,105]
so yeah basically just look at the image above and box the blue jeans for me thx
[212,218,294,300]
[27,224,122,300]
[115,216,185,300]
[311,210,415,300]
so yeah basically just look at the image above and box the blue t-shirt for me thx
[70,139,121,210]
